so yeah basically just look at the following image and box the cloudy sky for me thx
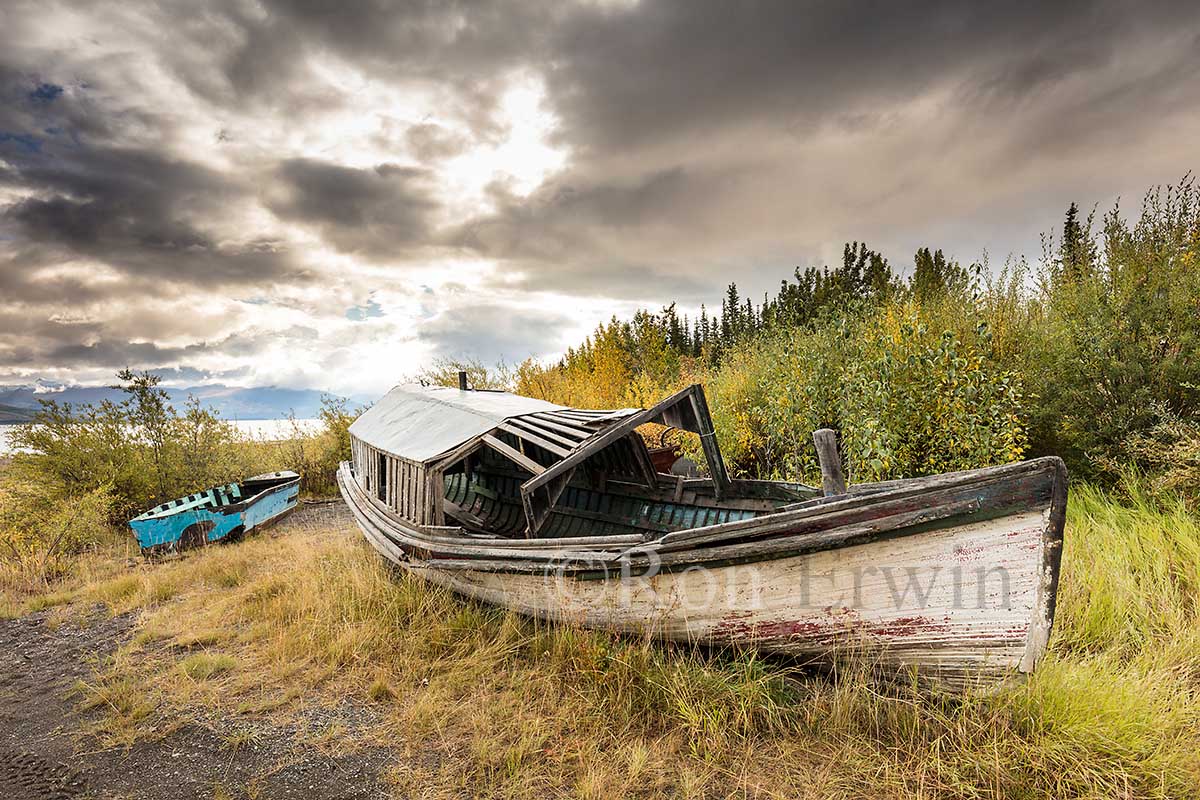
[2,1,1198,397]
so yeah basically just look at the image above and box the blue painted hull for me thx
[128,471,300,553]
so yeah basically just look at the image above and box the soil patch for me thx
[0,501,394,800]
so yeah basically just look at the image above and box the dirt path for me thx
[0,503,395,800]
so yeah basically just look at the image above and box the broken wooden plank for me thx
[522,385,699,495]
[516,414,593,441]
[481,434,546,475]
[501,418,580,451]
[688,386,730,500]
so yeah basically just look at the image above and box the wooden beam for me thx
[481,434,546,475]
[527,467,576,537]
[548,409,613,420]
[429,465,445,525]
[458,370,468,390]
[433,435,484,471]
[688,386,730,500]
[518,414,593,440]
[502,418,580,450]
[627,433,659,489]
[813,428,847,496]
[496,422,572,457]
[522,385,699,495]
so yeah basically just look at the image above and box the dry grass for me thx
[16,488,1200,799]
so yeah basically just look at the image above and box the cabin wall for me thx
[350,435,439,525]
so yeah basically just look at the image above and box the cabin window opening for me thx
[377,452,388,503]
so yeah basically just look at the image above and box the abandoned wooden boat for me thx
[338,380,1066,688]
[129,471,300,554]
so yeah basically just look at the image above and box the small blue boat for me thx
[129,471,300,553]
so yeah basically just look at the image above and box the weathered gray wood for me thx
[339,466,628,563]
[343,384,1063,692]
[481,434,546,475]
[338,455,1068,689]
[522,385,699,494]
[813,428,846,497]
[627,434,660,489]
[344,455,1055,566]
[518,417,592,441]
[655,461,1049,552]
[498,420,575,455]
[433,436,485,471]
[444,499,489,529]
[548,409,615,421]
[527,467,576,537]
[688,387,730,500]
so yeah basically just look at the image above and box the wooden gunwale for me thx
[338,457,1062,576]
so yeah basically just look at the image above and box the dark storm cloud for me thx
[0,80,306,298]
[436,0,1200,298]
[3,167,291,286]
[0,315,313,372]
[206,0,556,134]
[542,0,1109,150]
[448,167,729,299]
[266,158,440,256]
[2,0,1199,388]
[225,0,549,86]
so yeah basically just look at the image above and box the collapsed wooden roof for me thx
[349,384,731,535]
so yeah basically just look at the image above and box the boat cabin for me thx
[347,381,816,539]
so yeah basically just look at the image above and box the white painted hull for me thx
[339,460,1064,688]
[423,511,1048,684]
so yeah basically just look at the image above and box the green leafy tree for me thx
[114,369,173,501]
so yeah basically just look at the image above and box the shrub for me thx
[1021,178,1200,480]
[8,372,269,519]
[0,470,114,588]
[1111,404,1200,509]
[277,395,362,496]
[8,371,363,513]
[703,302,1026,482]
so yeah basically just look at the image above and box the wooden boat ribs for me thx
[339,379,1067,687]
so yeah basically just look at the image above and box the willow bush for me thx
[702,302,1025,483]
[6,371,363,533]
[0,472,114,589]
[11,393,269,522]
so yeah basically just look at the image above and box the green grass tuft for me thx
[179,652,238,680]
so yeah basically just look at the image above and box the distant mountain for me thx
[0,403,36,424]
[0,383,359,423]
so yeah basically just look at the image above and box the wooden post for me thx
[813,428,846,496]
[458,370,468,391]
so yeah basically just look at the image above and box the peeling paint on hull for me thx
[416,511,1051,687]
[338,458,1066,689]
[129,472,300,553]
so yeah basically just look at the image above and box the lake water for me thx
[0,418,320,456]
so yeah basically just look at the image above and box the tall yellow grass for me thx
[28,483,1197,798]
